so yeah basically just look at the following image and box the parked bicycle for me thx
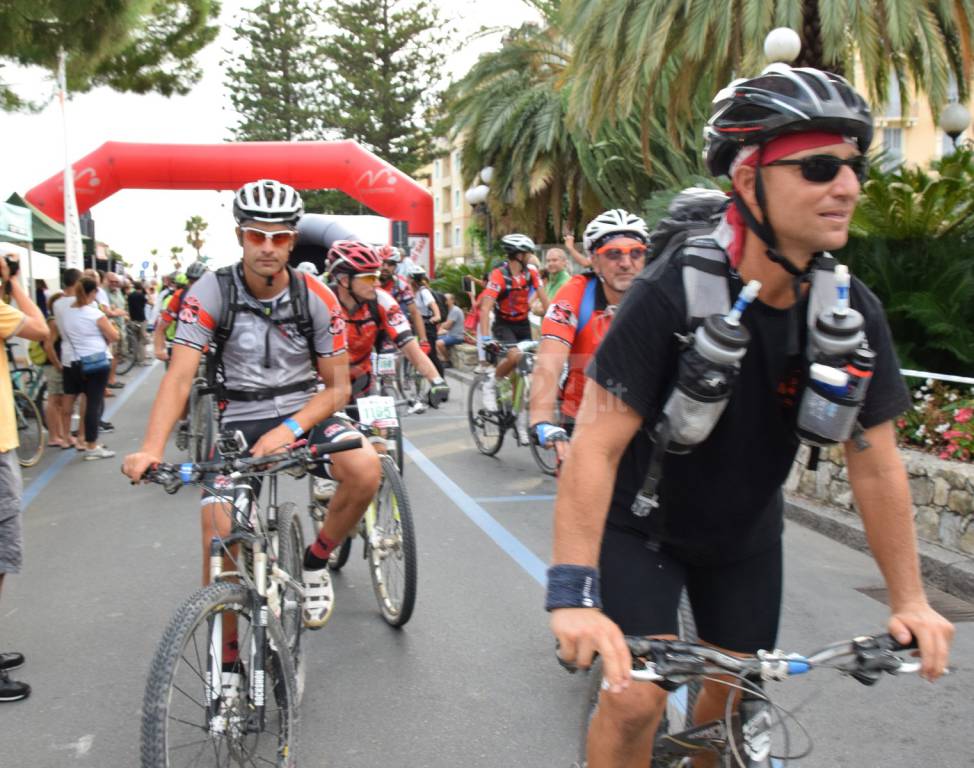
[467,340,557,476]
[112,319,147,376]
[139,433,361,768]
[6,344,45,467]
[309,400,416,626]
[569,632,920,767]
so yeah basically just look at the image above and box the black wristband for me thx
[545,564,602,611]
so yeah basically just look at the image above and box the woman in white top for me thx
[59,277,119,460]
[406,265,443,377]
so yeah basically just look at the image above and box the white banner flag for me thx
[58,50,84,270]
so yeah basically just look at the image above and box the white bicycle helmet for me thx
[500,233,536,255]
[296,261,319,276]
[233,179,304,225]
[582,209,649,254]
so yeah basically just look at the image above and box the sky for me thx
[0,0,542,275]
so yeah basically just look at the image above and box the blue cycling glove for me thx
[532,421,569,447]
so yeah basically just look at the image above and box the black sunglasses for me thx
[766,154,869,184]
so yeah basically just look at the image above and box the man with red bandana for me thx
[529,209,649,466]
[548,66,954,768]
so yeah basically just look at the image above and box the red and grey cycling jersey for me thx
[540,274,613,419]
[379,274,415,308]
[481,262,542,323]
[174,269,346,421]
[343,288,413,389]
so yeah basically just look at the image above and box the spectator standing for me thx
[104,273,128,392]
[0,252,49,702]
[435,293,465,368]
[59,277,119,460]
[126,280,149,365]
[407,265,443,378]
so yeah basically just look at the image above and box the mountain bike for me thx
[139,434,361,768]
[174,358,217,463]
[467,340,556,475]
[6,346,45,467]
[309,411,416,627]
[374,347,409,419]
[113,321,143,375]
[569,631,920,767]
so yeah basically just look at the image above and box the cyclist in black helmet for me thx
[549,65,954,768]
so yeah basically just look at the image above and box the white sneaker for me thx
[481,373,498,412]
[313,478,337,502]
[407,400,427,415]
[84,446,115,461]
[301,566,335,629]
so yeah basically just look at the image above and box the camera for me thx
[3,256,19,278]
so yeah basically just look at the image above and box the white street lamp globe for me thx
[764,27,802,63]
[941,102,971,140]
[479,166,494,184]
[465,185,489,206]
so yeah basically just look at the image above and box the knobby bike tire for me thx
[188,385,215,463]
[398,358,423,407]
[381,376,409,420]
[35,380,48,430]
[14,390,44,467]
[274,502,306,705]
[367,454,417,627]
[525,378,558,476]
[380,384,406,475]
[467,375,505,456]
[115,326,137,375]
[577,589,700,767]
[141,581,297,768]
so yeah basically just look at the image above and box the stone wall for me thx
[785,445,974,555]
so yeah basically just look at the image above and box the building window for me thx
[434,230,442,248]
[444,187,452,212]
[434,159,440,178]
[454,226,461,248]
[442,225,451,248]
[434,195,440,213]
[884,71,901,119]
[453,150,461,175]
[882,128,904,170]
[454,188,460,209]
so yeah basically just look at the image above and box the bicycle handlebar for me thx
[620,633,920,688]
[141,435,364,494]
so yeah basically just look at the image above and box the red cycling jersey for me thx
[540,274,614,419]
[379,274,415,308]
[481,262,542,323]
[342,288,413,389]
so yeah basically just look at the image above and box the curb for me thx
[785,494,974,604]
[448,366,974,604]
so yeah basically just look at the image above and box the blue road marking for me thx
[402,437,548,586]
[22,362,158,509]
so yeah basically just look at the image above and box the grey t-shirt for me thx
[442,305,465,338]
[174,266,347,421]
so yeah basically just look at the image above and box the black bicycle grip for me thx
[307,435,364,457]
[865,633,918,652]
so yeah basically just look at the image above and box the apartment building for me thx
[415,135,479,266]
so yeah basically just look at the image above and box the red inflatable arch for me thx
[24,140,434,260]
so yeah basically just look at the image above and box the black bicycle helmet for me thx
[704,64,874,178]
[185,261,208,281]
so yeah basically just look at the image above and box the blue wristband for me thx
[282,417,304,439]
[545,564,602,611]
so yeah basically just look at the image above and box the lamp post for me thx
[941,102,971,151]
[764,27,802,64]
[466,169,493,259]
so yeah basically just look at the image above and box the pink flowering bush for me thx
[895,380,974,462]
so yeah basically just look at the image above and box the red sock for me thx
[309,533,339,563]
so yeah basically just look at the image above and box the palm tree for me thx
[564,0,974,153]
[170,246,184,272]
[185,215,208,260]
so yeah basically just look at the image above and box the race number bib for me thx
[376,353,397,375]
[356,395,399,429]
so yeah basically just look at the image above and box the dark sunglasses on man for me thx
[766,154,869,184]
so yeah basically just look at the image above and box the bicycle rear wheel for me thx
[14,390,44,467]
[273,502,306,705]
[141,581,297,768]
[397,357,423,406]
[467,375,506,455]
[366,455,417,627]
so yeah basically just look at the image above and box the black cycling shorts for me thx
[599,524,782,654]
[201,413,360,503]
[492,319,533,345]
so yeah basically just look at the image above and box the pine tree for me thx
[322,0,448,175]
[223,0,327,141]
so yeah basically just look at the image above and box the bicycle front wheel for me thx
[525,380,559,476]
[14,390,44,467]
[273,502,306,705]
[141,582,298,768]
[115,325,136,375]
[467,375,505,456]
[188,386,215,463]
[366,455,417,627]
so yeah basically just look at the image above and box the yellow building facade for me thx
[414,135,478,267]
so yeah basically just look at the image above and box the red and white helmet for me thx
[327,240,382,276]
[376,244,402,263]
